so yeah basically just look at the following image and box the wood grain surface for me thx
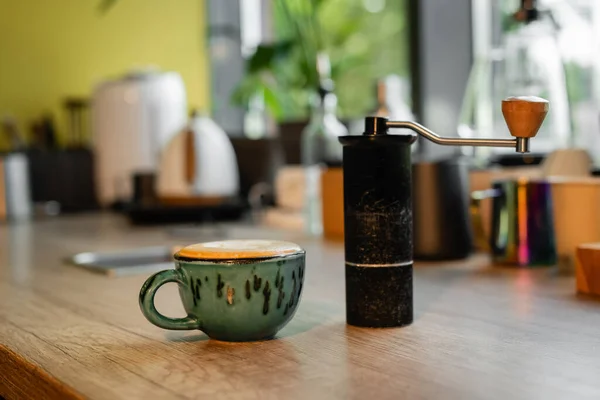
[1,214,600,399]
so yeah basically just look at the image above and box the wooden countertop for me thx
[1,214,600,399]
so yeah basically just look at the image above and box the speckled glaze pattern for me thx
[139,252,305,342]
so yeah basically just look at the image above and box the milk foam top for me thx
[176,240,304,260]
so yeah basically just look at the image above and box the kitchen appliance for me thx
[339,96,548,328]
[156,112,239,204]
[91,70,187,206]
[413,158,473,260]
[0,153,32,222]
[471,179,556,267]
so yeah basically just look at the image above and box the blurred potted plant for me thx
[232,0,406,164]
[233,0,407,122]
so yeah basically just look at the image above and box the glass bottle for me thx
[301,83,348,236]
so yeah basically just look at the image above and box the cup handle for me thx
[470,189,502,251]
[139,269,199,330]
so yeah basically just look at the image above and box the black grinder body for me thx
[339,118,417,328]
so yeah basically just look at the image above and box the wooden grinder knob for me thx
[502,96,549,139]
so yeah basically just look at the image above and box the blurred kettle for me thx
[157,112,239,204]
[413,158,473,260]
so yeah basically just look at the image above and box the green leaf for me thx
[263,86,284,119]
[247,40,296,73]
[243,0,410,120]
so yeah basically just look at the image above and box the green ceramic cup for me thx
[139,240,306,342]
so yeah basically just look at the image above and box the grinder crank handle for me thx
[380,96,549,154]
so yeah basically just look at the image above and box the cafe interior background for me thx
[5,1,600,397]
[2,0,600,282]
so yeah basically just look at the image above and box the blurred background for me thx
[1,0,600,260]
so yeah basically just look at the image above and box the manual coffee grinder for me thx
[340,96,548,327]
